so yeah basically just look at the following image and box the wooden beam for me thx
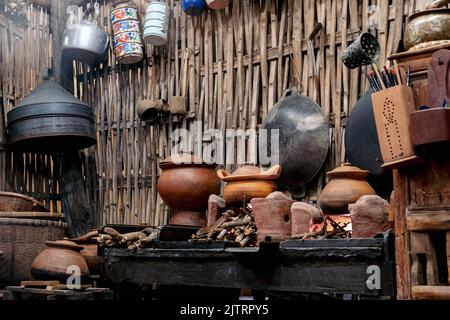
[51,0,92,238]
[407,211,450,231]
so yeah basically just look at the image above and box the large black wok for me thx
[261,90,329,191]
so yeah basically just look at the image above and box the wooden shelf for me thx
[412,286,450,300]
[407,211,450,231]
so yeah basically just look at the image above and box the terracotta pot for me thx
[318,163,376,215]
[404,8,450,51]
[158,153,221,227]
[206,0,230,10]
[31,240,89,281]
[217,164,281,206]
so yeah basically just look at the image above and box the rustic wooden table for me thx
[102,231,396,299]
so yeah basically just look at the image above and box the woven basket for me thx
[0,218,67,285]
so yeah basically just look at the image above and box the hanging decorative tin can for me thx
[144,1,169,46]
[181,0,206,16]
[111,3,144,65]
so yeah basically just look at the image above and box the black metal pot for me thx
[261,89,329,191]
[6,78,96,152]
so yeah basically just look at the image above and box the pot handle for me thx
[262,164,282,179]
[282,87,300,99]
[217,169,230,180]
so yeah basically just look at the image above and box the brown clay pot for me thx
[318,163,376,215]
[30,240,89,281]
[217,164,281,206]
[206,0,230,10]
[158,153,221,227]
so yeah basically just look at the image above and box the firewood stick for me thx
[235,233,245,243]
[119,231,148,243]
[103,227,121,239]
[220,215,252,228]
[239,236,252,247]
[196,212,232,236]
[291,231,322,239]
[216,228,228,240]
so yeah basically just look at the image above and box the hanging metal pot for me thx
[261,89,329,191]
[62,22,109,65]
[345,89,384,175]
[6,72,96,153]
[62,3,109,65]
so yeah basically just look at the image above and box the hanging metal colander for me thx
[342,32,380,69]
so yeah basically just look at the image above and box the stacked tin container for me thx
[111,3,144,64]
[143,1,169,46]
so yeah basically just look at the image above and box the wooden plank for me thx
[412,286,450,300]
[407,211,450,231]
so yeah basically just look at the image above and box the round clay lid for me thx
[218,164,282,182]
[326,163,369,179]
[230,164,266,176]
[44,240,84,251]
[159,152,216,169]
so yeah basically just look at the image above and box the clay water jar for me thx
[158,153,221,227]
[318,163,376,215]
[217,164,282,206]
[30,240,89,281]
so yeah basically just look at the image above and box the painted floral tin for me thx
[112,20,140,34]
[111,6,139,24]
[114,42,143,64]
[113,31,142,47]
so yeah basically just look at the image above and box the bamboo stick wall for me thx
[0,4,63,213]
[0,0,428,226]
[76,0,425,227]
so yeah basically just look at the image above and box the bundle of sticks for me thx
[191,207,257,247]
[98,226,160,251]
[290,216,351,240]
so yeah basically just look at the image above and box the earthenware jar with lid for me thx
[318,163,376,215]
[217,164,282,206]
[30,240,90,281]
[158,152,221,227]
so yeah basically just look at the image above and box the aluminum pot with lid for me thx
[62,3,109,65]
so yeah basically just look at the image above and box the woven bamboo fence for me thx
[0,0,431,226]
[0,3,63,214]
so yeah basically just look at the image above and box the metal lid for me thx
[17,79,88,108]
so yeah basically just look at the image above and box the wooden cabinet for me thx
[389,45,450,300]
